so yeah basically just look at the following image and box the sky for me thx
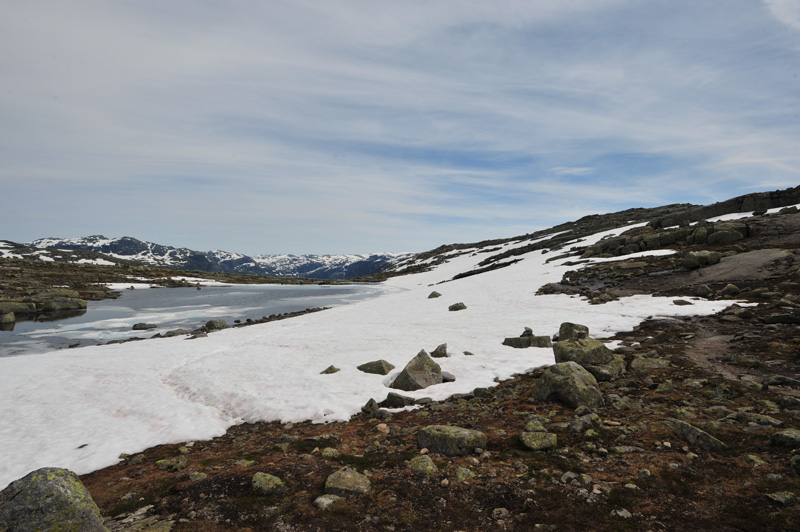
[1,0,799,255]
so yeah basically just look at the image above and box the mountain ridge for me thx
[27,235,410,280]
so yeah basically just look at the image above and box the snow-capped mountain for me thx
[29,235,409,280]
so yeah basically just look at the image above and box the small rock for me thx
[407,455,439,475]
[448,302,467,311]
[252,472,286,495]
[321,365,340,374]
[418,425,487,456]
[455,467,475,482]
[520,432,558,451]
[428,291,442,299]
[155,456,188,472]
[325,467,371,496]
[314,494,342,510]
[770,429,800,449]
[430,343,449,358]
[357,360,395,375]
[766,491,797,506]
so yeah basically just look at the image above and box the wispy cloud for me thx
[1,1,799,254]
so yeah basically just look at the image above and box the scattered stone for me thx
[428,291,442,299]
[313,494,342,510]
[380,392,416,408]
[390,351,444,391]
[357,360,395,375]
[0,467,108,532]
[252,472,286,495]
[189,472,207,481]
[430,343,449,358]
[204,319,229,331]
[132,322,157,330]
[630,355,671,371]
[769,429,800,449]
[695,284,714,298]
[321,448,341,459]
[325,467,371,496]
[531,361,604,409]
[734,412,783,427]
[455,467,475,482]
[520,432,558,451]
[766,491,797,507]
[417,425,487,456]
[321,365,340,374]
[448,302,467,311]
[155,456,188,472]
[673,300,693,306]
[407,455,439,475]
[610,509,633,519]
[553,337,614,367]
[361,398,389,419]
[558,322,589,341]
[667,419,728,451]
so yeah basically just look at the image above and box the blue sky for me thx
[1,0,799,255]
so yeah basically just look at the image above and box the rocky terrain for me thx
[3,186,800,531]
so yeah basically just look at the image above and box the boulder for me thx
[553,338,615,367]
[770,429,800,449]
[503,335,552,348]
[0,312,14,324]
[132,322,157,330]
[34,297,87,312]
[380,392,416,408]
[357,360,395,375]
[0,467,108,532]
[324,467,371,496]
[430,343,449,358]
[708,229,744,245]
[585,356,627,382]
[320,365,340,374]
[204,319,229,331]
[667,419,728,451]
[531,361,604,409]
[389,351,443,391]
[428,291,442,299]
[558,322,589,341]
[407,455,439,475]
[520,432,558,451]
[448,302,467,311]
[0,301,36,315]
[252,472,286,495]
[417,425,487,456]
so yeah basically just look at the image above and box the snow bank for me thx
[0,224,740,489]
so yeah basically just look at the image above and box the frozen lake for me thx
[0,283,383,357]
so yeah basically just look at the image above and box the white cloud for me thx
[764,0,800,30]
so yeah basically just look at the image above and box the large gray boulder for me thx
[417,425,487,456]
[389,351,444,391]
[531,361,604,409]
[0,467,109,532]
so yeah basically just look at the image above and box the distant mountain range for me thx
[26,236,410,280]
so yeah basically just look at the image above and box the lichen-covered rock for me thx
[0,467,108,532]
[324,467,371,496]
[357,360,395,375]
[155,455,188,472]
[407,455,439,475]
[417,425,487,456]
[668,419,728,451]
[770,429,800,449]
[390,350,443,391]
[455,467,475,482]
[766,491,797,507]
[553,338,614,367]
[314,494,342,509]
[520,432,558,451]
[430,343,449,358]
[0,301,36,315]
[252,472,286,495]
[0,312,14,324]
[558,322,589,341]
[531,361,604,409]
